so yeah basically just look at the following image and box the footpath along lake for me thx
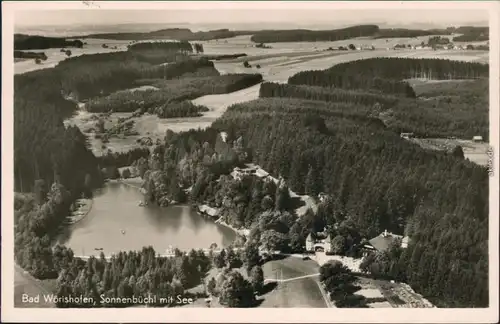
[59,182,236,256]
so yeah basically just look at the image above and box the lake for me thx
[59,182,236,256]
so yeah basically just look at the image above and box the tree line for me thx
[85,74,263,117]
[373,28,450,39]
[127,41,195,53]
[288,70,416,97]
[259,82,399,108]
[257,81,488,140]
[452,26,489,42]
[250,25,380,43]
[14,34,84,50]
[80,28,253,41]
[314,57,489,80]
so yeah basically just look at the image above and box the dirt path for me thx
[264,273,319,283]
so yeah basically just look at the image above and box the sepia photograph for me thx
[1,1,499,323]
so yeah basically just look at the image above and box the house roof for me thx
[368,233,402,252]
[198,204,219,217]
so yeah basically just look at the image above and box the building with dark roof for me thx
[363,230,410,254]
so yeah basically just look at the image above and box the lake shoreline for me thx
[68,198,93,225]
[108,178,244,238]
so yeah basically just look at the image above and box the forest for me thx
[258,80,488,140]
[127,41,195,53]
[250,25,380,43]
[285,58,488,139]
[14,34,84,50]
[452,26,489,42]
[85,73,263,117]
[14,41,215,282]
[14,40,489,309]
[290,57,489,82]
[129,82,487,307]
[14,51,47,60]
[133,57,489,308]
[80,28,253,41]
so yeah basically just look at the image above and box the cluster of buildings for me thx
[231,164,270,181]
[306,229,410,255]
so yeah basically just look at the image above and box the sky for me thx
[12,2,489,30]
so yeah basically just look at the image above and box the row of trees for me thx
[97,147,150,169]
[373,28,450,39]
[55,246,212,307]
[313,57,489,80]
[250,25,380,43]
[289,70,416,97]
[14,34,84,50]
[83,28,251,41]
[127,41,194,53]
[259,82,399,108]
[15,182,79,279]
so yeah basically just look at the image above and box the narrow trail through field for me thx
[264,273,319,283]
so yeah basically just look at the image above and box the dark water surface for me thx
[60,182,236,256]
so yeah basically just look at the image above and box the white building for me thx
[305,233,332,252]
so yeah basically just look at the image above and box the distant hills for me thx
[14,24,489,50]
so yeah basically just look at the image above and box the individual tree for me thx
[243,241,260,272]
[121,168,132,179]
[330,235,346,255]
[289,222,305,252]
[348,44,356,50]
[250,265,264,294]
[261,230,288,253]
[207,277,217,296]
[34,179,47,205]
[452,145,465,159]
[219,271,255,307]
[214,250,226,268]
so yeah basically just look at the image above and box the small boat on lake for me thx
[94,248,103,251]
[121,229,126,234]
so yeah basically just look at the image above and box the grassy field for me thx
[185,255,327,308]
[14,265,57,308]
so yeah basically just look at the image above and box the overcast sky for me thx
[13,3,489,28]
